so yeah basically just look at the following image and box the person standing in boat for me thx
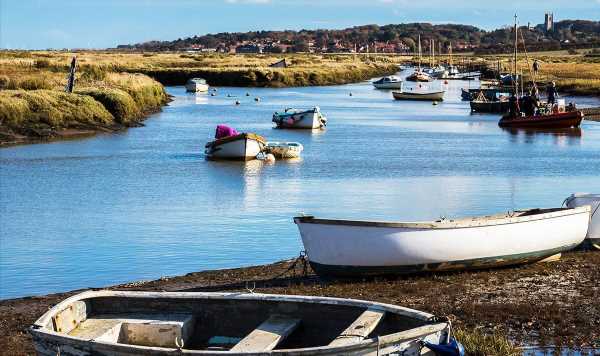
[509,92,520,117]
[547,81,558,105]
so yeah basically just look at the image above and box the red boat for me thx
[498,110,584,129]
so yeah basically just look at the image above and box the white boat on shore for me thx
[564,193,600,250]
[205,133,266,161]
[272,107,326,129]
[30,290,454,355]
[372,76,403,89]
[294,207,590,277]
[185,78,209,93]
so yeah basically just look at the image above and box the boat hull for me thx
[470,100,509,113]
[186,83,209,93]
[498,111,583,129]
[30,291,450,356]
[273,109,325,129]
[205,133,265,161]
[294,207,589,277]
[565,194,600,250]
[373,82,403,89]
[393,91,444,101]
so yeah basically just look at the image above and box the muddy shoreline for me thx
[1,250,598,355]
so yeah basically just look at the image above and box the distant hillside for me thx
[118,20,600,54]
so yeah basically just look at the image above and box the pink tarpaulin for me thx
[215,125,239,139]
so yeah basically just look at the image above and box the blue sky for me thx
[1,0,599,49]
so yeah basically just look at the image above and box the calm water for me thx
[1,74,600,299]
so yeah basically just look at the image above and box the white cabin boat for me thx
[186,78,209,93]
[266,142,303,159]
[393,89,444,101]
[205,133,266,161]
[372,76,403,89]
[294,207,590,277]
[29,290,453,355]
[564,193,600,250]
[272,107,326,129]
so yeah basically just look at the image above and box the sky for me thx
[1,0,599,49]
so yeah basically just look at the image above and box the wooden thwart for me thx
[230,315,300,352]
[329,308,385,347]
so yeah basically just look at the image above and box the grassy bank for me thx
[0,54,169,145]
[484,53,600,96]
[1,251,599,355]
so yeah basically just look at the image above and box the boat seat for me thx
[329,308,385,347]
[230,315,301,352]
[69,314,194,348]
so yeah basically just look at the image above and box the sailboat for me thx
[406,35,433,82]
[424,39,447,79]
[498,15,583,129]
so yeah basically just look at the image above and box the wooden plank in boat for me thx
[230,315,300,352]
[329,308,385,347]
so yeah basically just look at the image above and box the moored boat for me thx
[272,107,326,129]
[265,142,304,159]
[405,70,433,82]
[186,78,209,93]
[205,125,266,161]
[372,76,403,89]
[294,206,590,277]
[470,99,510,113]
[393,89,444,101]
[564,193,600,250]
[498,110,583,129]
[29,290,455,355]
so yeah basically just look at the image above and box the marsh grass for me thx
[454,327,520,356]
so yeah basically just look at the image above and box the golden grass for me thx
[454,327,520,356]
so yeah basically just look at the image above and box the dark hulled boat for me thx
[498,110,583,129]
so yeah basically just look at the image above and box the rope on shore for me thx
[271,251,309,280]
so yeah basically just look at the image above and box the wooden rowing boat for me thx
[294,207,590,277]
[205,133,266,161]
[565,193,600,250]
[498,110,583,129]
[29,290,452,355]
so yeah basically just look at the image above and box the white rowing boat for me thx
[272,107,327,129]
[30,290,454,355]
[205,133,266,161]
[564,193,600,250]
[265,142,303,159]
[294,207,590,277]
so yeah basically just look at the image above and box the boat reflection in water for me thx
[503,127,583,146]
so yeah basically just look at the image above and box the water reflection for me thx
[504,127,583,146]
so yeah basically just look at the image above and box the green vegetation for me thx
[454,327,520,356]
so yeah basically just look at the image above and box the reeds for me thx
[454,327,520,356]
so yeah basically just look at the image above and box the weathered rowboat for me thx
[294,207,590,277]
[372,76,403,89]
[205,133,266,161]
[498,110,583,129]
[393,90,444,101]
[29,290,454,355]
[186,78,210,93]
[265,142,304,159]
[273,107,327,129]
[564,193,600,250]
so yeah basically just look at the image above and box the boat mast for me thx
[418,34,422,70]
[513,14,518,96]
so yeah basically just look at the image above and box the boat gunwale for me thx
[205,133,266,148]
[293,206,591,229]
[30,291,447,354]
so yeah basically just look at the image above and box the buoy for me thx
[444,80,449,84]
[254,97,260,102]
[235,100,240,105]
[246,92,250,96]
[432,101,439,105]
[227,94,231,97]
[212,88,217,92]
[210,93,216,96]
[349,92,353,96]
